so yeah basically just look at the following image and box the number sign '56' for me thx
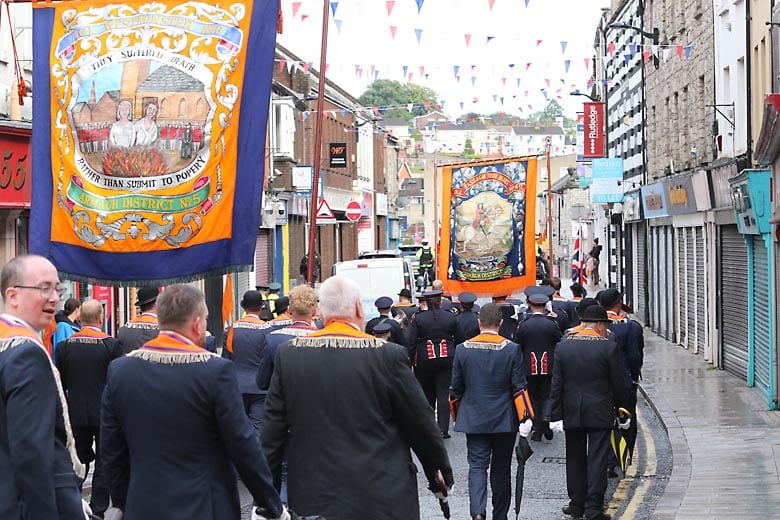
[0,132,31,208]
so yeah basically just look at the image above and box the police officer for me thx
[260,282,282,320]
[365,296,406,346]
[406,289,457,438]
[416,240,436,289]
[514,287,563,441]
[455,291,480,345]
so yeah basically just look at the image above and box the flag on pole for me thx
[222,274,234,328]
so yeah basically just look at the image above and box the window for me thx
[273,98,295,159]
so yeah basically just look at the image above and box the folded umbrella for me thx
[434,469,451,519]
[609,407,632,474]
[514,435,534,520]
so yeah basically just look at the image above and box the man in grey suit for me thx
[449,303,529,520]
[550,306,629,520]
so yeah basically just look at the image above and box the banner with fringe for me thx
[30,0,278,285]
[439,156,538,297]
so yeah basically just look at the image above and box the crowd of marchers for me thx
[0,254,642,520]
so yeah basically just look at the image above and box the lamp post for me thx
[607,22,660,69]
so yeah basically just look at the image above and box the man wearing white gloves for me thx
[550,305,629,520]
[450,303,528,520]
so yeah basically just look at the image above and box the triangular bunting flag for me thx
[424,101,431,111]
[487,35,495,43]
[676,45,684,59]
[416,0,424,13]
[501,77,506,86]
[415,28,423,43]
[407,72,413,82]
[488,0,496,10]
[303,62,311,72]
[465,34,472,47]
[402,65,408,77]
[334,19,342,33]
[407,103,414,112]
[545,78,550,87]
[278,59,285,72]
[330,2,338,17]
[642,51,651,64]
[526,63,532,70]
[524,0,529,6]
[390,25,397,39]
[536,39,543,47]
[684,45,692,59]
[292,2,301,18]
[663,47,672,62]
[560,41,568,54]
[301,14,309,22]
[608,42,615,56]
[652,44,659,57]
[564,60,570,73]
[584,57,591,70]
[453,65,460,77]
[386,0,395,16]
[471,76,476,86]
[629,44,636,56]
[419,65,425,76]
[623,53,630,65]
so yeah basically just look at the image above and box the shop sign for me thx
[664,174,698,215]
[641,181,670,219]
[329,142,347,167]
[0,131,32,208]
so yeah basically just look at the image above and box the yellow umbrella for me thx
[610,407,632,474]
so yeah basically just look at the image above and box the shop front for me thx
[641,181,676,341]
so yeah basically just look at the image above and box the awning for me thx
[753,94,780,166]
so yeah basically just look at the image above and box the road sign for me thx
[345,200,362,222]
[316,199,337,224]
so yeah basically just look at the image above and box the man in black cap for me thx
[541,278,572,332]
[371,321,393,341]
[598,288,643,470]
[455,291,480,345]
[365,296,406,346]
[550,305,628,520]
[406,289,457,438]
[514,286,563,441]
[118,286,160,354]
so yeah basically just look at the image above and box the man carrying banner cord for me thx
[262,276,453,520]
[0,254,88,519]
[117,286,160,354]
[550,305,629,520]
[449,302,530,520]
[101,284,288,520]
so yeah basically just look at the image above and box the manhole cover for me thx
[541,457,566,464]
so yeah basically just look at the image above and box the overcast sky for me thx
[277,0,609,119]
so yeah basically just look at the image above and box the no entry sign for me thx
[345,200,362,222]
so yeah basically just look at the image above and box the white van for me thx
[331,257,416,321]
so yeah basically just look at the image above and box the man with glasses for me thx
[0,254,87,519]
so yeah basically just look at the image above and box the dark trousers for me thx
[243,393,266,440]
[527,375,552,434]
[73,425,110,514]
[415,364,452,434]
[564,427,611,519]
[466,432,517,520]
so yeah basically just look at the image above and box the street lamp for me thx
[607,22,660,69]
[570,90,599,103]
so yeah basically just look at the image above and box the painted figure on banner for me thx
[133,100,159,147]
[109,100,135,148]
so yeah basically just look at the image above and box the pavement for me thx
[640,330,780,519]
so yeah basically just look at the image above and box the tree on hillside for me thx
[526,100,575,129]
[358,80,439,122]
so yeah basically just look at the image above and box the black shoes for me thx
[530,431,542,441]
[441,431,451,439]
[562,505,584,518]
[544,427,554,440]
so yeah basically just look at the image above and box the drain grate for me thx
[541,456,566,464]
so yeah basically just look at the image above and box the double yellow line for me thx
[606,406,657,518]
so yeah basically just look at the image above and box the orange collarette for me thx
[468,332,506,343]
[309,319,373,339]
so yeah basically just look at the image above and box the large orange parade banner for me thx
[30,0,278,284]
[439,156,538,296]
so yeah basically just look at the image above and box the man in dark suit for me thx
[101,284,286,520]
[117,286,159,353]
[262,276,453,520]
[55,298,121,517]
[454,291,480,345]
[365,296,406,345]
[222,290,271,440]
[0,254,85,519]
[393,288,418,322]
[406,289,458,438]
[514,288,563,441]
[550,305,629,520]
[450,303,529,520]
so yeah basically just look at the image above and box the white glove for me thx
[103,509,124,520]
[82,500,93,520]
[434,484,453,501]
[252,506,290,520]
[550,420,564,433]
[618,417,631,430]
[518,419,533,438]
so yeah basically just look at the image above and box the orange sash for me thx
[140,331,207,354]
[71,326,110,340]
[308,320,374,339]
[0,316,45,347]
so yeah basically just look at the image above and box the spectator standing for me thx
[55,298,121,517]
[262,276,453,519]
[53,297,81,360]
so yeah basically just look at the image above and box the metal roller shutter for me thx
[695,227,706,354]
[678,228,688,346]
[720,225,749,380]
[658,226,671,340]
[752,237,771,393]
[665,226,676,341]
[651,226,661,333]
[255,230,271,287]
[635,222,646,324]
[686,228,696,350]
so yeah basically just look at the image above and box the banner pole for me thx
[306,0,330,287]
[546,138,553,272]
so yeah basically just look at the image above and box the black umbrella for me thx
[514,435,534,520]
[609,407,632,474]
[434,469,451,519]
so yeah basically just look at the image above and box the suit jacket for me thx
[256,321,319,392]
[55,327,122,428]
[454,310,480,346]
[222,316,268,395]
[449,333,526,434]
[262,322,453,520]
[0,334,82,519]
[406,308,457,368]
[117,313,159,354]
[514,313,563,377]
[101,333,282,519]
[365,315,406,346]
[607,313,645,388]
[550,330,629,429]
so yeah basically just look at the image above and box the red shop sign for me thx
[582,102,605,159]
[0,127,32,208]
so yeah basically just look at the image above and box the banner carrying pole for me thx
[306,0,330,287]
[546,137,553,269]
